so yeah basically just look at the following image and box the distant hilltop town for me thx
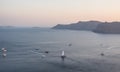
[52,21,120,34]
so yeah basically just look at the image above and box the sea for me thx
[0,28,120,72]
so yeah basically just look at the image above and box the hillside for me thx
[52,21,102,31]
[52,21,120,34]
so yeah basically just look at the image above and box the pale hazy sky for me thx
[0,0,120,27]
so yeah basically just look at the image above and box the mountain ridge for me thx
[52,21,120,34]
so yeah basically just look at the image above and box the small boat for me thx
[61,51,66,61]
[100,53,104,56]
[68,43,72,46]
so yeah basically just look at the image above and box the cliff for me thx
[93,22,120,34]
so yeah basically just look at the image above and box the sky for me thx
[0,0,120,27]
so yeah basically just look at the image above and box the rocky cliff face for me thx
[93,22,120,34]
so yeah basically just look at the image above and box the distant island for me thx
[52,21,120,34]
[32,27,41,28]
[0,26,15,29]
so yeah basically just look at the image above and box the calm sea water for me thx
[0,28,120,72]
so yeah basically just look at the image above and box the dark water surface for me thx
[0,28,120,72]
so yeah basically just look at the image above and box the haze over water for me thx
[1,0,120,72]
[1,0,120,27]
[0,28,120,72]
